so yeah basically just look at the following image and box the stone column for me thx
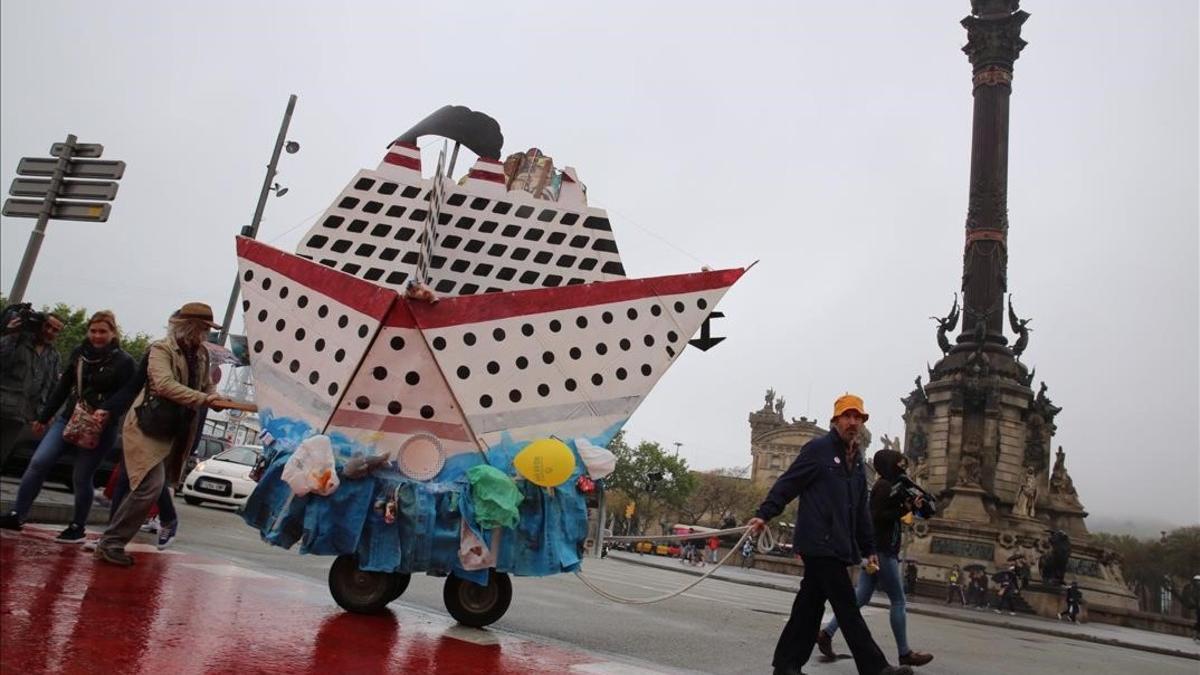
[956,0,1029,348]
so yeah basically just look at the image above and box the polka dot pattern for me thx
[423,285,733,445]
[236,255,392,432]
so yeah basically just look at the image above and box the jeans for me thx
[823,553,911,657]
[111,462,176,526]
[11,417,119,525]
[775,555,889,675]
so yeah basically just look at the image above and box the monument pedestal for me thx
[941,486,991,523]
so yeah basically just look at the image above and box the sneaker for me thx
[55,523,87,544]
[993,609,1001,614]
[816,629,836,659]
[1008,611,1016,616]
[94,547,134,567]
[0,512,21,531]
[82,540,98,552]
[140,516,160,533]
[899,651,934,667]
[157,521,178,550]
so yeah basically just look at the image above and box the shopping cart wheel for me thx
[442,570,512,627]
[328,554,393,614]
[386,572,411,602]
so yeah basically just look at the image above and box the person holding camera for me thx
[0,304,64,471]
[0,311,135,542]
[816,449,935,668]
[748,394,912,675]
[93,303,227,567]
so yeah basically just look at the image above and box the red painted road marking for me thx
[0,529,666,674]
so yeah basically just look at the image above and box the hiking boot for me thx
[157,521,178,550]
[899,651,934,667]
[55,523,87,544]
[879,667,914,675]
[0,512,21,531]
[94,547,134,567]
[816,629,836,659]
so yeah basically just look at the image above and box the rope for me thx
[574,526,776,605]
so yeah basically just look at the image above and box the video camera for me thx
[890,473,937,519]
[1,302,47,336]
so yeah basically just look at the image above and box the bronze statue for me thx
[1007,294,1032,358]
[930,294,960,355]
[1039,530,1072,586]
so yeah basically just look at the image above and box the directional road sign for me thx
[9,177,119,201]
[2,198,111,222]
[50,142,104,158]
[16,157,126,180]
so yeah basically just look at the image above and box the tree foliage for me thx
[604,431,696,535]
[675,466,768,527]
[1091,526,1200,614]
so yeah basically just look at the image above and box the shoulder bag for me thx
[62,358,103,449]
[134,353,185,440]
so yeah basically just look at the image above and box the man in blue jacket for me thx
[749,394,911,675]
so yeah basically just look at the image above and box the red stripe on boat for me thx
[383,153,421,170]
[329,409,474,442]
[407,267,744,329]
[236,237,397,318]
[467,169,506,183]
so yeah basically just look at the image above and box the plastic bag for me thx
[281,435,340,496]
[458,520,500,571]
[575,437,616,479]
[466,464,522,529]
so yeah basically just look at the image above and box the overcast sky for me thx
[2,1,1196,525]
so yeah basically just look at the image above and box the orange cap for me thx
[833,393,869,421]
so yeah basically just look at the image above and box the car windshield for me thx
[215,446,260,467]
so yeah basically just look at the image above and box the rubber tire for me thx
[328,554,394,615]
[443,570,512,628]
[184,496,203,506]
[386,572,412,602]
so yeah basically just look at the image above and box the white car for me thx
[181,445,262,508]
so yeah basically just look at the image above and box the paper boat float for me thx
[239,106,745,625]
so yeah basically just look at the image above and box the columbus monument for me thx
[898,0,1136,617]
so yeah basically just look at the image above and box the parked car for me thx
[180,445,262,509]
[180,435,230,489]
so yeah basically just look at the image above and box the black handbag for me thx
[133,353,184,440]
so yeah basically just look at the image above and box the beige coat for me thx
[122,336,213,489]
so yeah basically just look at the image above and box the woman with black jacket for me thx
[0,311,136,542]
[817,450,935,668]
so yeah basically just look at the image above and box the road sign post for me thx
[3,135,124,304]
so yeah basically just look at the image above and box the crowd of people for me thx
[0,300,233,566]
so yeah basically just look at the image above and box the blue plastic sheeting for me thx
[242,411,613,583]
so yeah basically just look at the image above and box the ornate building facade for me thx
[749,389,872,485]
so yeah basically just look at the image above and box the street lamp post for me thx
[217,94,299,345]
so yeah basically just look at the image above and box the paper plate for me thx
[397,433,445,481]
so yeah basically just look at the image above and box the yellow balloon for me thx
[513,438,576,488]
